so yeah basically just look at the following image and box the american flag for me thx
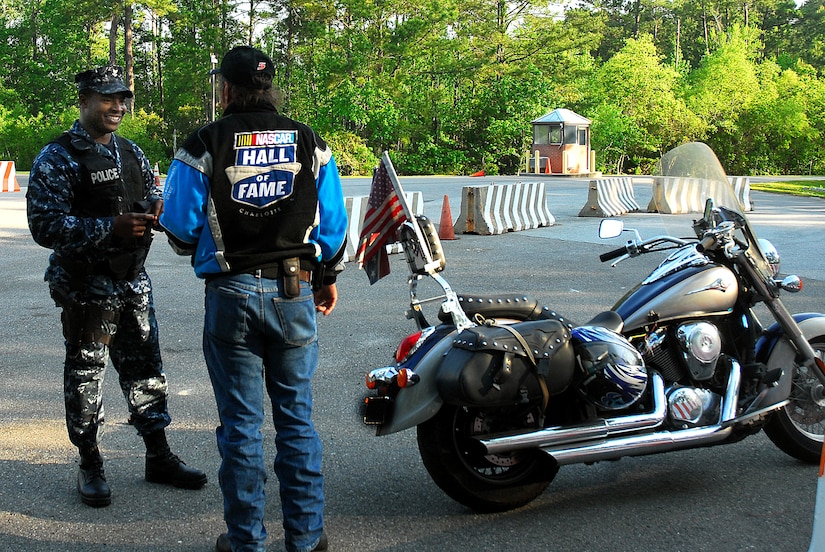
[356,158,407,284]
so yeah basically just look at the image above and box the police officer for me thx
[159,47,347,552]
[27,65,207,508]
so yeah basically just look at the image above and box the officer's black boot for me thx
[77,446,111,507]
[143,429,207,489]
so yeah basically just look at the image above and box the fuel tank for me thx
[614,264,738,332]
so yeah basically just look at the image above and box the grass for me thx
[751,180,825,199]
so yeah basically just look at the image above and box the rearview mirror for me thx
[599,219,624,239]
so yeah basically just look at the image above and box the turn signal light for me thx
[396,368,420,388]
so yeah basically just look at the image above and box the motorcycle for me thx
[361,142,825,513]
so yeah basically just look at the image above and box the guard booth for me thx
[529,109,592,175]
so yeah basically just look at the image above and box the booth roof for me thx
[532,108,591,125]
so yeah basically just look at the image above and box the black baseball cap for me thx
[75,66,133,98]
[210,46,275,90]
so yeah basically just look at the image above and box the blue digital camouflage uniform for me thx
[27,120,171,451]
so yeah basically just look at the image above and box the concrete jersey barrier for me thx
[647,176,753,214]
[342,191,423,262]
[453,181,555,235]
[577,176,640,217]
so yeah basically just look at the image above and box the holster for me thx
[281,257,302,299]
[50,287,117,346]
[311,264,325,292]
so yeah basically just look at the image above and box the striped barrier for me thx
[342,191,423,262]
[578,177,641,217]
[453,182,555,235]
[647,176,752,214]
[1,161,21,192]
[728,176,752,211]
[647,176,753,214]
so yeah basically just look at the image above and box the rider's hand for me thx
[148,199,164,227]
[314,283,338,316]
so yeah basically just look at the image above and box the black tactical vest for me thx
[53,132,145,218]
[52,132,151,280]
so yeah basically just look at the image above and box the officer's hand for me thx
[314,284,338,316]
[113,213,156,238]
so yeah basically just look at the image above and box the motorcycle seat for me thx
[582,310,624,333]
[438,293,572,326]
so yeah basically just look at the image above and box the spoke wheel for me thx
[416,403,558,512]
[764,336,825,464]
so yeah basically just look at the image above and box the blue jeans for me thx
[204,272,324,552]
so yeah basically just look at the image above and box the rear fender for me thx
[755,313,825,406]
[376,330,456,436]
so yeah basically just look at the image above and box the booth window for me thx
[533,125,548,145]
[549,125,562,144]
[578,128,587,145]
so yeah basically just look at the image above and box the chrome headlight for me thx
[758,239,780,277]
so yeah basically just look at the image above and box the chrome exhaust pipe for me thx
[479,361,742,465]
[480,372,667,455]
[546,359,741,466]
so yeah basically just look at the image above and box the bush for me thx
[323,131,379,176]
[118,110,171,171]
[0,108,77,170]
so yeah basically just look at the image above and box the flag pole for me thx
[380,151,437,269]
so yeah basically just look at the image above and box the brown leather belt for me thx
[205,267,311,283]
[252,267,312,283]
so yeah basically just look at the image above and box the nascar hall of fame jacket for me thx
[159,102,348,282]
[27,120,160,295]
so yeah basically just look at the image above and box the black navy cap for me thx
[75,66,134,98]
[210,46,274,90]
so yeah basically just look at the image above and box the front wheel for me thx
[764,336,825,463]
[416,403,558,512]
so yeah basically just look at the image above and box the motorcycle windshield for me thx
[655,142,742,210]
[654,142,774,284]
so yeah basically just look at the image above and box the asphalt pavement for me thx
[1,174,825,551]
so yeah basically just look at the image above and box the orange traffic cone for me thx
[153,163,161,188]
[470,169,485,177]
[544,159,551,174]
[439,195,456,240]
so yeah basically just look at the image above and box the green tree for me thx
[736,60,823,174]
[586,34,702,171]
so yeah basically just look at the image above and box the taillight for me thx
[395,331,423,363]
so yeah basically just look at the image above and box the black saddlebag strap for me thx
[495,323,550,416]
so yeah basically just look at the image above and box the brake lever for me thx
[610,253,631,267]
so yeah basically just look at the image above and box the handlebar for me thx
[599,234,693,265]
[600,246,628,263]
[695,234,716,253]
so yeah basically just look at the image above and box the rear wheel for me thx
[416,403,558,512]
[764,336,825,463]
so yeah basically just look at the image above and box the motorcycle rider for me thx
[159,46,347,552]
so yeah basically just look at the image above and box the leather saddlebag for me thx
[437,319,575,407]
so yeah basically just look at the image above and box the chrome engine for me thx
[641,321,722,383]
[640,321,724,428]
[667,386,722,427]
[676,322,722,380]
